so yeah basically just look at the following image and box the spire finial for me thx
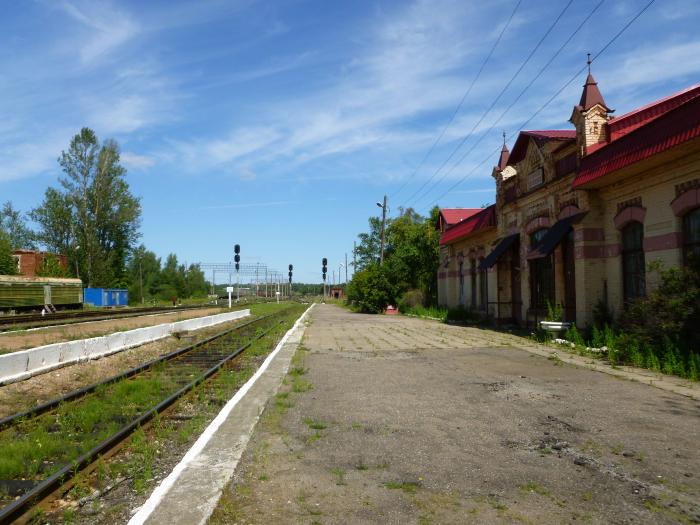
[502,130,506,145]
[587,53,591,74]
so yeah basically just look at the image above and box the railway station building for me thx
[438,72,700,328]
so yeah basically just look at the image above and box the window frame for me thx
[621,221,646,303]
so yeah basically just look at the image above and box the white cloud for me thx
[121,152,155,170]
[59,0,140,65]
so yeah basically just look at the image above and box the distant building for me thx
[12,250,68,277]
[438,70,700,327]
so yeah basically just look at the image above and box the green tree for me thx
[353,216,383,271]
[32,128,142,286]
[346,264,395,313]
[0,201,35,249]
[347,206,441,311]
[36,254,69,278]
[0,231,17,275]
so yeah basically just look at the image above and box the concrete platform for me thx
[128,304,313,525]
[209,304,700,524]
[0,309,250,385]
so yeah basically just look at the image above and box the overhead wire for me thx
[390,0,522,201]
[401,0,574,209]
[424,0,658,211]
[412,0,606,209]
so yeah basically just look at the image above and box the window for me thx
[527,167,544,191]
[683,208,700,266]
[530,229,554,309]
[458,262,464,306]
[622,221,645,302]
[479,257,488,311]
[470,259,477,308]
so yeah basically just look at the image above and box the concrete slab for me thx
[128,304,314,525]
[212,304,700,524]
[0,309,250,385]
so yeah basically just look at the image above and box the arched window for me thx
[622,221,645,302]
[458,262,464,306]
[530,229,554,309]
[683,208,700,266]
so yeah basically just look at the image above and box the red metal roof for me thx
[507,130,576,165]
[607,83,700,141]
[577,73,611,112]
[439,205,496,245]
[574,94,700,188]
[439,208,482,226]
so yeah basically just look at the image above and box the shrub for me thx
[564,325,585,347]
[397,289,424,312]
[345,265,395,314]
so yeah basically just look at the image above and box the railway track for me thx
[0,305,303,523]
[0,304,222,332]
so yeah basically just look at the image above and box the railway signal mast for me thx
[288,264,293,299]
[234,244,241,302]
[322,258,327,300]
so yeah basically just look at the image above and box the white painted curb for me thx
[0,310,250,385]
[129,304,314,525]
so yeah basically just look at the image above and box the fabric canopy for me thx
[526,213,585,260]
[479,233,519,270]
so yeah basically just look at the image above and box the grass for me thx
[400,305,448,321]
[331,467,346,485]
[384,480,421,493]
[0,305,307,487]
[304,418,327,430]
[520,481,550,496]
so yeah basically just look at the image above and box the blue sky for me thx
[1,0,700,283]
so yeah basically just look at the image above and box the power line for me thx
[425,0,658,211]
[390,0,522,201]
[401,0,574,209]
[412,0,605,209]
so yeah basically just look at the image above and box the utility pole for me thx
[377,195,387,264]
[353,241,356,270]
[345,253,348,286]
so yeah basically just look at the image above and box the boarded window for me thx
[527,167,544,190]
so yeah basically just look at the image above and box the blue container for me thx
[84,288,129,307]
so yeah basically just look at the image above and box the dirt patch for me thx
[212,304,700,524]
[0,307,224,353]
[0,314,247,418]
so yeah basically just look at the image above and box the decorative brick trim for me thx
[524,216,551,234]
[616,196,642,214]
[613,206,646,230]
[643,232,682,252]
[558,205,582,220]
[438,272,447,279]
[575,244,621,259]
[573,228,605,242]
[676,178,700,198]
[671,188,700,217]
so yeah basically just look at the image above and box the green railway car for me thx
[0,275,83,310]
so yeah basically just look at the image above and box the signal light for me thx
[234,244,240,254]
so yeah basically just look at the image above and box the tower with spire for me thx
[569,54,613,156]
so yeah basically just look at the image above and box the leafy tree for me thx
[0,201,35,249]
[0,231,17,275]
[32,128,142,286]
[30,188,75,263]
[346,265,395,313]
[36,254,69,278]
[347,206,440,311]
[353,216,383,271]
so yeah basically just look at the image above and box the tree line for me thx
[347,207,441,313]
[0,127,209,303]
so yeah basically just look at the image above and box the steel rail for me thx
[0,313,276,431]
[0,304,218,331]
[0,310,294,524]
